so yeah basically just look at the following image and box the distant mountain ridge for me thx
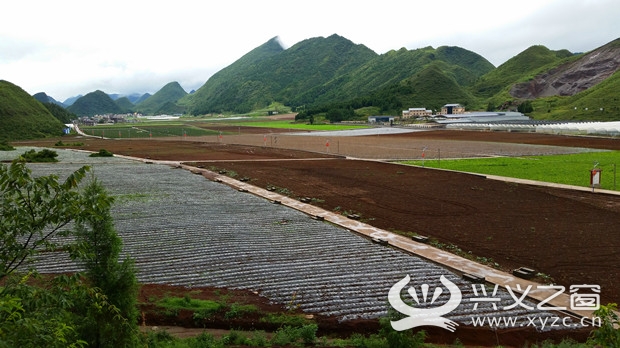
[135,81,187,115]
[67,90,123,117]
[30,34,620,122]
[33,92,64,106]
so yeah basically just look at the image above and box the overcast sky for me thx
[1,0,618,102]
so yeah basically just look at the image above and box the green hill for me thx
[134,93,151,104]
[115,97,135,113]
[0,80,65,140]
[32,92,77,123]
[529,70,620,121]
[42,102,77,123]
[182,36,285,114]
[434,46,496,80]
[301,45,492,107]
[67,90,123,116]
[56,35,620,122]
[297,62,476,120]
[135,81,187,115]
[186,35,376,115]
[471,45,575,99]
[388,62,477,112]
[33,92,64,106]
[186,35,495,116]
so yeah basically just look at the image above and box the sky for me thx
[1,0,618,102]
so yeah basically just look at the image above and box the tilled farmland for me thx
[6,148,570,330]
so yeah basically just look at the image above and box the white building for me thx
[402,107,433,118]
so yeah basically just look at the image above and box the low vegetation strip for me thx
[22,149,564,328]
[400,151,619,191]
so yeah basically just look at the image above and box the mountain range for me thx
[7,34,620,126]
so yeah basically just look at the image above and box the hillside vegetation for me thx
[36,35,620,122]
[181,36,286,114]
[185,35,494,116]
[135,81,187,115]
[115,97,135,113]
[42,102,78,123]
[67,90,123,116]
[472,45,574,99]
[530,70,620,121]
[0,80,65,140]
[181,35,619,122]
[185,35,377,114]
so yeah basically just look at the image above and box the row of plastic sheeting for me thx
[535,121,620,136]
[446,121,620,136]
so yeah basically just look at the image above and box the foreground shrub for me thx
[19,148,58,162]
[89,149,114,157]
[0,140,14,151]
[588,303,620,347]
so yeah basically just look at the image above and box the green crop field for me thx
[400,151,620,191]
[219,119,369,131]
[81,124,219,138]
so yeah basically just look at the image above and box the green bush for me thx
[270,324,318,346]
[224,303,258,319]
[588,303,620,347]
[0,140,14,151]
[220,329,251,346]
[19,148,58,162]
[89,149,114,157]
[259,312,311,326]
[55,140,84,147]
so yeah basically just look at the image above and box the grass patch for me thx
[114,192,156,203]
[222,119,369,131]
[81,124,219,138]
[224,303,259,319]
[400,151,620,191]
[54,140,84,147]
[156,296,223,312]
[259,313,312,327]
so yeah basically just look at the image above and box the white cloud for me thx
[1,0,618,101]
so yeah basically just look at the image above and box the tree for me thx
[0,160,89,279]
[0,160,138,347]
[517,100,534,114]
[0,161,91,347]
[0,273,89,348]
[70,178,139,347]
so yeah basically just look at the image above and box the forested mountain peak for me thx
[0,80,65,140]
[67,90,122,117]
[136,81,187,115]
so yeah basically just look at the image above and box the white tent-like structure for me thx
[535,121,620,136]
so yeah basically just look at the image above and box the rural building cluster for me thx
[78,113,139,126]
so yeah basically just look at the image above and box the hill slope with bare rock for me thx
[510,39,620,98]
